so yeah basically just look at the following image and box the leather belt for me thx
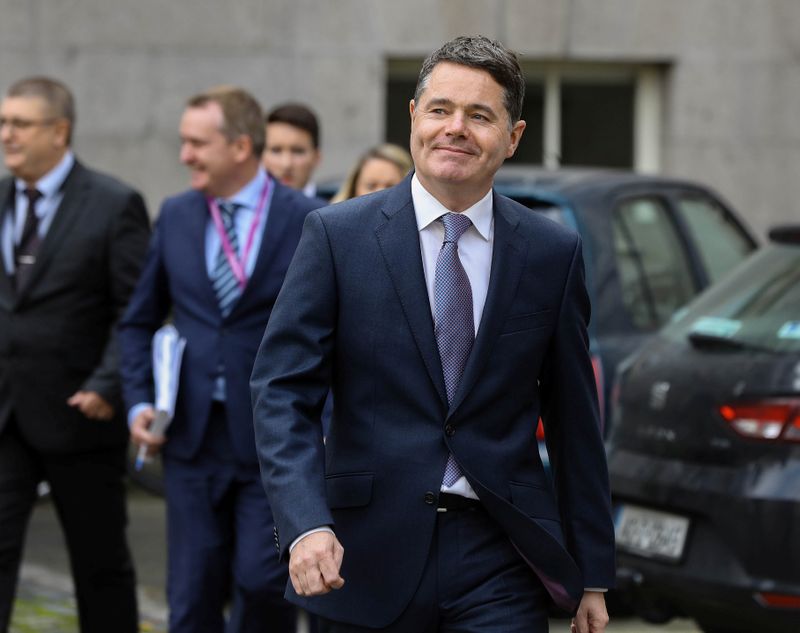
[437,492,483,513]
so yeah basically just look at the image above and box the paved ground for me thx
[12,485,702,632]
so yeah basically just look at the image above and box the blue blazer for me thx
[251,176,615,626]
[119,179,320,464]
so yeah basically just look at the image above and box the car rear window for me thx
[664,244,800,353]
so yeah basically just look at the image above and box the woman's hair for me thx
[331,143,413,203]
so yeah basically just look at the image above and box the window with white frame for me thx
[386,60,664,173]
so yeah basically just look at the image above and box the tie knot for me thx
[440,212,472,244]
[24,188,42,207]
[217,199,238,219]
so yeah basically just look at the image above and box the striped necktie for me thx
[211,200,242,318]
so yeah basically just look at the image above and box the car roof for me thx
[494,165,712,199]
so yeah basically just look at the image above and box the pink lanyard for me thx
[207,178,271,289]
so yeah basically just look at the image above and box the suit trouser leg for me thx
[227,475,294,633]
[43,446,138,633]
[0,425,39,633]
[164,458,231,633]
[320,506,549,633]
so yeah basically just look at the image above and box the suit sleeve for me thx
[540,235,616,589]
[82,190,151,402]
[251,210,337,559]
[117,208,173,412]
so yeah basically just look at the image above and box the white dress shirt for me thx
[412,173,494,500]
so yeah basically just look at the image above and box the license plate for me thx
[615,504,690,562]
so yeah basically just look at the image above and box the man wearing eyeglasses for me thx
[0,76,150,633]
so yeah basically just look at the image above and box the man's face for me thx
[409,62,525,200]
[179,102,248,198]
[0,96,69,184]
[262,122,320,190]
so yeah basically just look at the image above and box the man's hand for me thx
[289,531,345,596]
[67,391,114,420]
[130,406,167,457]
[571,591,609,633]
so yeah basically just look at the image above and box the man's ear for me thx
[232,134,254,162]
[409,99,416,120]
[52,119,71,149]
[506,119,527,158]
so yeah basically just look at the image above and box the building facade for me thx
[2,0,799,236]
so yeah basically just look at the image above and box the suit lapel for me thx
[184,191,220,312]
[375,181,448,407]
[14,163,89,305]
[448,194,526,416]
[236,179,290,309]
[0,179,15,309]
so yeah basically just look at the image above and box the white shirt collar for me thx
[411,173,493,241]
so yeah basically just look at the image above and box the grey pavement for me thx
[14,485,701,632]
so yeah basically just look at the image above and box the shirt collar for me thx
[303,181,317,198]
[220,168,269,212]
[411,173,493,241]
[15,151,75,201]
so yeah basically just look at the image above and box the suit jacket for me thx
[118,179,320,464]
[251,176,616,627]
[0,161,150,453]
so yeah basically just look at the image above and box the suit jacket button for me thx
[424,491,436,505]
[445,424,455,437]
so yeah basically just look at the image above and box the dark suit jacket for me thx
[118,179,320,464]
[0,161,150,453]
[251,176,616,627]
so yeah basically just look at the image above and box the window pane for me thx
[386,77,416,150]
[676,196,755,283]
[561,82,634,168]
[507,82,544,164]
[613,198,697,329]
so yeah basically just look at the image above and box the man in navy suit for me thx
[118,86,320,633]
[251,36,615,633]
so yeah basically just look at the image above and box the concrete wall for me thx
[2,0,799,236]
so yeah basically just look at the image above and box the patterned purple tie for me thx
[435,212,474,487]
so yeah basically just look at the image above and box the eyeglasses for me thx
[0,117,58,131]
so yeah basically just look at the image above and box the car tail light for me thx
[718,400,800,443]
[755,592,800,609]
[536,353,605,441]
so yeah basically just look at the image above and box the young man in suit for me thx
[0,77,149,633]
[118,86,321,633]
[263,103,323,199]
[251,36,615,633]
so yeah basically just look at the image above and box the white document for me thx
[150,324,186,437]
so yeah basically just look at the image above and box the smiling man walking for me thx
[252,36,615,633]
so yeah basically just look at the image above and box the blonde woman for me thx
[331,143,412,202]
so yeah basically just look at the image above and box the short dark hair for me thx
[187,86,265,157]
[414,35,525,125]
[266,103,320,148]
[7,76,75,143]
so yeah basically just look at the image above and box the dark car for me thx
[607,227,800,633]
[492,166,757,435]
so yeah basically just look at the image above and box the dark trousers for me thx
[0,418,138,633]
[163,402,294,633]
[321,504,549,633]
